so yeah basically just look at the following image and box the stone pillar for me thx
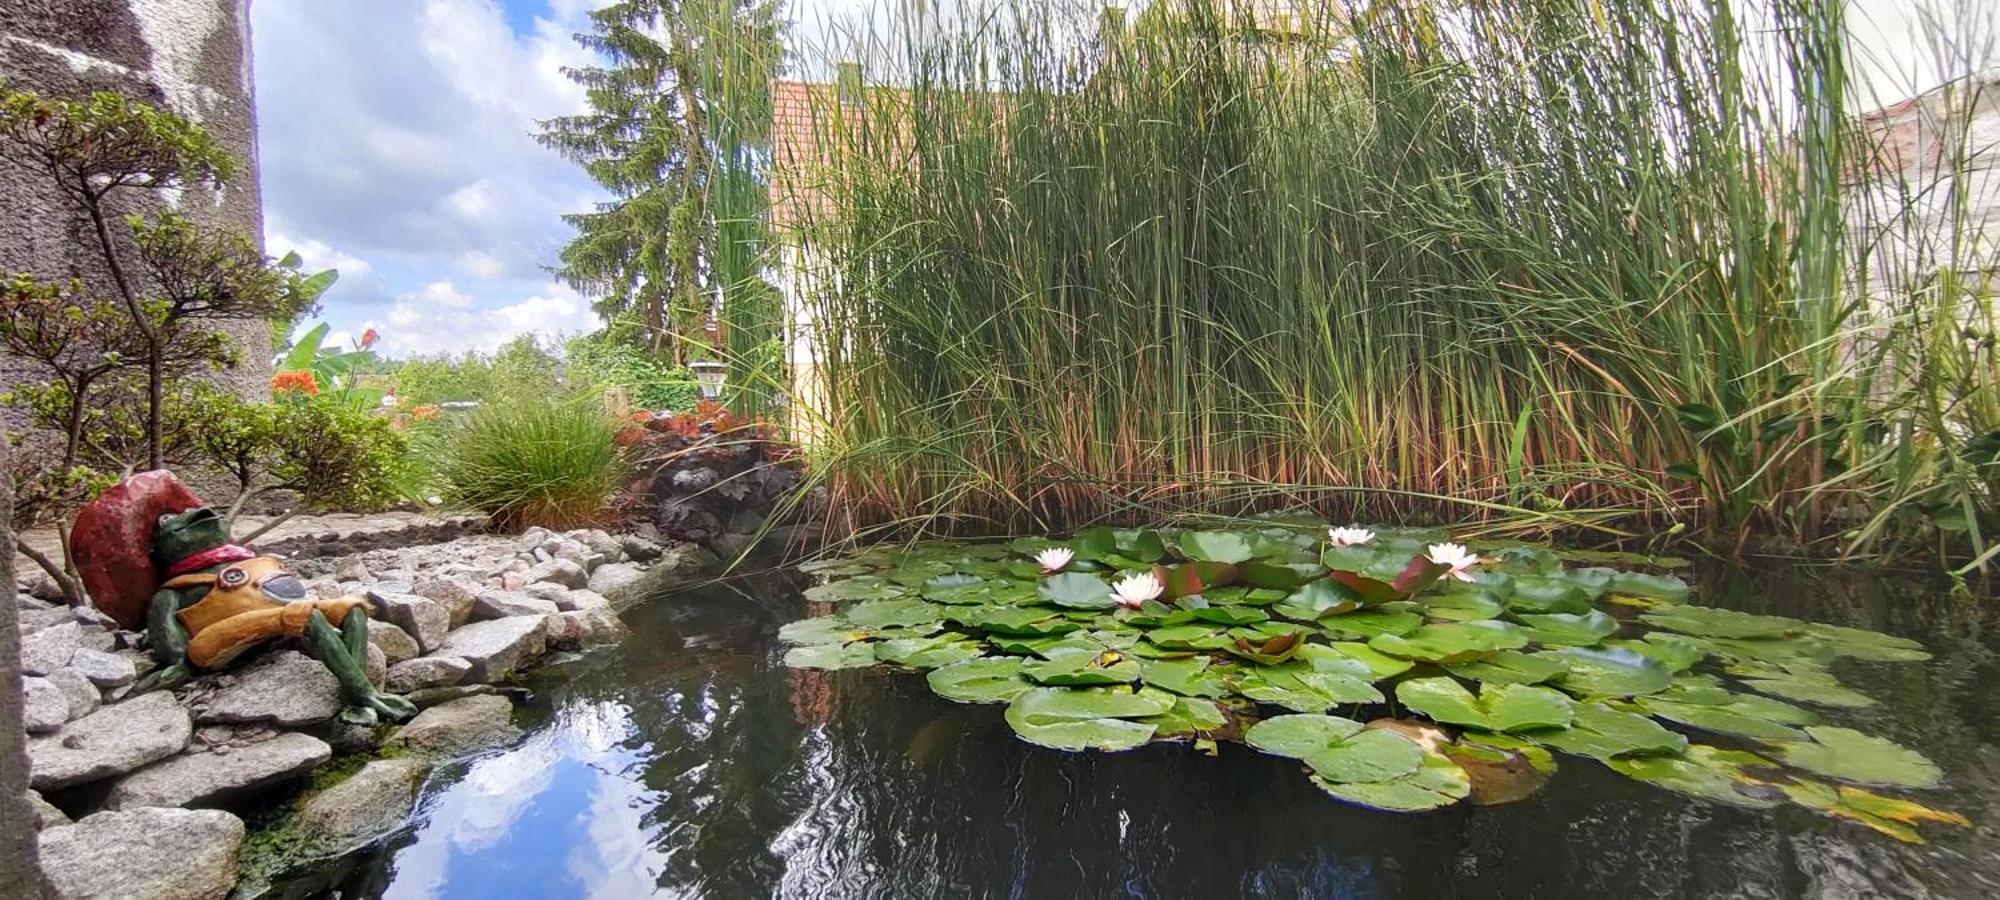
[0,440,51,898]
[0,0,269,432]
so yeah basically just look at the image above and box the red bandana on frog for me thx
[165,543,257,577]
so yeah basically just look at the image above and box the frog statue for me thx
[127,507,418,725]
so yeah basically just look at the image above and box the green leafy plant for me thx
[432,393,626,531]
[177,387,408,541]
[782,523,1964,842]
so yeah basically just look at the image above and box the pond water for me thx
[272,561,2000,899]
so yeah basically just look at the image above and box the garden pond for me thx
[269,527,2000,898]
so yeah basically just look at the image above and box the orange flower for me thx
[272,370,320,396]
[410,404,440,421]
[359,327,380,349]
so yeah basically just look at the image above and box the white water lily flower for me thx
[1035,547,1075,574]
[1427,542,1481,581]
[1327,526,1376,547]
[1110,572,1164,608]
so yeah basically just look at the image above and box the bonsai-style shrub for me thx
[177,386,408,541]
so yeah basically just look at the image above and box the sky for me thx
[251,0,1992,360]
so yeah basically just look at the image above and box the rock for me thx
[367,620,421,665]
[412,576,479,627]
[18,603,72,634]
[66,470,206,630]
[546,609,625,651]
[369,591,449,653]
[333,557,373,583]
[366,643,387,687]
[522,582,570,604]
[22,621,115,676]
[105,733,333,810]
[404,684,500,707]
[587,562,650,600]
[38,807,245,900]
[323,721,386,755]
[549,541,603,573]
[28,692,192,791]
[29,789,69,829]
[23,676,73,733]
[526,558,589,589]
[291,758,431,857]
[438,615,548,683]
[473,590,560,620]
[617,533,663,562]
[518,526,552,551]
[386,694,521,759]
[384,656,471,693]
[46,667,102,720]
[197,651,342,727]
[498,571,528,591]
[67,647,137,688]
[558,589,610,612]
[579,529,626,561]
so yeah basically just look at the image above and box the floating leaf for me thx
[1421,592,1505,622]
[1240,560,1320,590]
[844,599,945,631]
[1189,605,1270,626]
[1143,697,1228,738]
[1798,623,1929,662]
[1245,714,1426,783]
[927,658,1035,703]
[1641,606,1800,640]
[1240,668,1383,711]
[1606,746,1780,809]
[1146,623,1234,651]
[1317,643,1415,679]
[1607,635,1706,672]
[1396,677,1575,732]
[1606,571,1690,601]
[1515,610,1620,646]
[1273,580,1362,621]
[1773,727,1942,788]
[1445,650,1566,685]
[1021,648,1141,686]
[1633,698,1807,742]
[1139,657,1232,698]
[784,642,879,670]
[1738,675,1877,709]
[778,615,864,646]
[1003,687,1172,751]
[1312,752,1470,812]
[875,635,984,669]
[1319,607,1424,639]
[1505,577,1593,615]
[1039,572,1116,609]
[802,577,907,603]
[1545,646,1673,697]
[1369,621,1529,664]
[1530,702,1687,760]
[953,605,1080,636]
[1179,530,1258,564]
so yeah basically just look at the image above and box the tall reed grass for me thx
[777,0,1997,567]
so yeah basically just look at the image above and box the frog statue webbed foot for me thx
[304,608,419,724]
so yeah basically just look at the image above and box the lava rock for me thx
[196,651,342,727]
[105,732,333,810]
[28,691,192,791]
[39,807,245,900]
[437,615,548,683]
[386,694,521,759]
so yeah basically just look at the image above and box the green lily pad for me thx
[1799,623,1929,662]
[1143,697,1228,738]
[1421,592,1504,622]
[1772,726,1942,788]
[1316,642,1415,679]
[844,599,945,630]
[1545,646,1674,697]
[1738,675,1877,709]
[1609,635,1707,671]
[1240,670,1384,711]
[1003,687,1174,751]
[1780,780,1969,844]
[1189,605,1270,626]
[1641,606,1800,640]
[1514,610,1620,646]
[1240,560,1321,590]
[1369,621,1529,664]
[1319,607,1424,639]
[1146,623,1234,651]
[1073,527,1167,564]
[1505,577,1593,614]
[952,605,1079,636]
[1605,571,1691,601]
[875,635,984,669]
[1039,572,1116,609]
[1020,648,1142,686]
[1444,650,1567,685]
[1273,580,1362,621]
[1633,698,1807,742]
[1606,745,1781,808]
[1245,714,1427,783]
[1138,657,1232,698]
[783,642,879,670]
[802,576,907,603]
[1312,752,1471,812]
[778,615,864,646]
[1396,677,1575,732]
[1530,702,1688,760]
[1179,530,1259,564]
[926,657,1035,703]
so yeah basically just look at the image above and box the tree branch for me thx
[15,539,85,608]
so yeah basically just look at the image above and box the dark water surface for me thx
[277,562,2000,899]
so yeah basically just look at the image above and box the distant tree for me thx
[538,0,781,364]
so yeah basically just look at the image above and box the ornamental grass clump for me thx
[434,394,626,531]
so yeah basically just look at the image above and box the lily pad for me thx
[1146,623,1234,651]
[1606,745,1781,808]
[1020,648,1141,686]
[845,599,945,631]
[1180,530,1259,564]
[1369,621,1529,664]
[1396,677,1575,732]
[1421,592,1504,622]
[1143,697,1229,738]
[926,658,1035,704]
[783,642,879,670]
[1316,642,1415,680]
[1530,702,1687,760]
[1039,572,1116,609]
[1641,606,1800,640]
[1738,675,1877,709]
[1800,623,1930,662]
[1138,657,1232,698]
[1633,697,1807,742]
[1240,669,1384,711]
[875,635,985,669]
[1545,646,1673,697]
[1312,752,1471,812]
[1319,607,1424,639]
[802,576,907,603]
[778,615,865,646]
[1773,727,1942,789]
[1189,605,1270,626]
[1003,687,1173,751]
[1273,580,1362,621]
[952,605,1080,636]
[1444,650,1567,685]
[1780,781,1969,843]
[1245,714,1427,783]
[1514,610,1619,646]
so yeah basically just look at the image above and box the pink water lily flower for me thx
[1327,526,1376,547]
[1036,547,1074,574]
[1110,572,1164,608]
[1427,542,1481,582]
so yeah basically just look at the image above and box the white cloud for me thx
[379,279,595,356]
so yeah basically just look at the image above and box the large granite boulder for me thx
[21,622,116,676]
[38,807,245,900]
[411,576,479,627]
[586,562,650,601]
[438,615,548,683]
[105,733,332,810]
[367,621,421,665]
[67,470,206,630]
[291,758,431,857]
[28,691,191,791]
[195,651,342,727]
[383,656,471,693]
[385,694,520,759]
[472,590,559,621]
[369,591,449,653]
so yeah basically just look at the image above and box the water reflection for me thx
[278,563,2000,899]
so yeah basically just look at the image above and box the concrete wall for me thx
[0,0,268,440]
